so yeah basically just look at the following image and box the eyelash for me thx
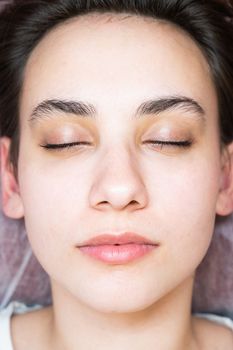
[143,140,192,149]
[40,139,192,152]
[40,141,91,151]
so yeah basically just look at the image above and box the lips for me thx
[77,232,157,247]
[76,232,158,264]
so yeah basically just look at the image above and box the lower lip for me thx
[78,243,157,264]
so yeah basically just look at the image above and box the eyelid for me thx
[139,120,195,140]
[141,139,193,153]
[37,120,97,144]
[142,139,192,146]
[39,141,93,152]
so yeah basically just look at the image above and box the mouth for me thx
[76,232,159,264]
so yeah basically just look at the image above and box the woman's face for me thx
[11,14,224,311]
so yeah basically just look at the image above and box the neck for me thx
[46,275,198,350]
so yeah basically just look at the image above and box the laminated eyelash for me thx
[145,140,192,148]
[40,141,91,150]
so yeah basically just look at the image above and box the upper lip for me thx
[77,232,158,247]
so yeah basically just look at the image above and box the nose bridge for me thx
[89,144,148,211]
[103,144,137,177]
[97,145,141,190]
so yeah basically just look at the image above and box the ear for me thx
[216,142,233,216]
[0,137,24,219]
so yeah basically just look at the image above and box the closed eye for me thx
[143,140,192,150]
[40,141,92,151]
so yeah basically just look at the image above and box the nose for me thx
[89,147,148,212]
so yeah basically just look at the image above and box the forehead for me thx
[20,13,217,120]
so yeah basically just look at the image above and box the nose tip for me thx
[89,156,148,212]
[92,185,145,211]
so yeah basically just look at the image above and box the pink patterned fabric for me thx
[193,215,233,318]
[0,187,51,308]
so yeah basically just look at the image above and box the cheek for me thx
[143,152,221,262]
[17,157,92,264]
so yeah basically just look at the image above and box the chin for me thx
[71,284,164,314]
[83,298,156,314]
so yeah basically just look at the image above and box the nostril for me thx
[130,200,139,205]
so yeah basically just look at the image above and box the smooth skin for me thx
[1,13,233,350]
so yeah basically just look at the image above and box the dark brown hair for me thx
[0,0,233,170]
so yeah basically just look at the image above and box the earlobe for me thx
[0,137,24,219]
[216,142,233,216]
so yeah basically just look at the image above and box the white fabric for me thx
[0,301,42,350]
[194,312,233,331]
[0,301,232,350]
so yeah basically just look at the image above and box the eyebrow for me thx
[29,95,205,123]
[29,99,96,122]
